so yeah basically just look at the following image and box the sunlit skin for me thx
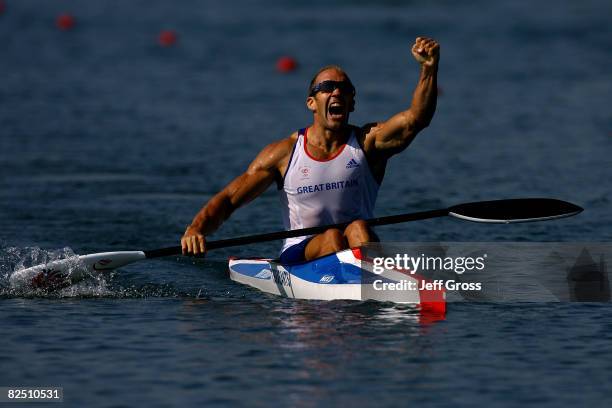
[182,37,440,259]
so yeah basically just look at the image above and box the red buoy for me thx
[0,1,6,15]
[56,13,76,31]
[276,56,297,73]
[158,30,178,47]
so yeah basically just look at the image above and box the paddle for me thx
[10,198,582,289]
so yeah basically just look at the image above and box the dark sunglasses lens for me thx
[319,81,337,92]
[312,81,354,95]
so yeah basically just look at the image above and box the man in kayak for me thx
[182,37,439,262]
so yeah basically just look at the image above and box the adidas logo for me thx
[346,158,360,169]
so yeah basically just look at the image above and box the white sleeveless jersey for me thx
[279,127,380,253]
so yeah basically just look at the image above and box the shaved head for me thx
[308,65,354,96]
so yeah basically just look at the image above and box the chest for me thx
[287,147,364,186]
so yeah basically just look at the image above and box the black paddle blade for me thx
[448,198,583,223]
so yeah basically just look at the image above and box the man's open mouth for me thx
[328,102,345,117]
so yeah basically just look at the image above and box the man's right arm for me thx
[181,136,295,255]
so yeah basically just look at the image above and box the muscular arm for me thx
[181,136,295,255]
[363,37,439,158]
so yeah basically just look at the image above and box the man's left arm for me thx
[364,37,440,157]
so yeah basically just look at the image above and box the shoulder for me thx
[249,132,299,173]
[355,122,384,155]
[271,132,299,154]
[257,132,298,163]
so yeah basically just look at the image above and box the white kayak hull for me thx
[229,248,446,313]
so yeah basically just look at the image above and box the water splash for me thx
[0,244,208,299]
[1,245,109,297]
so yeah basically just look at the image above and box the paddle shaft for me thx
[144,208,448,258]
[144,198,582,259]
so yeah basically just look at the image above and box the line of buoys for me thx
[56,13,76,31]
[276,56,297,73]
[158,30,178,47]
[5,6,302,74]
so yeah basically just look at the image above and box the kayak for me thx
[229,248,446,313]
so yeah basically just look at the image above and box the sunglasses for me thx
[309,80,355,97]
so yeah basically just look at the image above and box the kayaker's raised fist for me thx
[181,225,207,256]
[411,37,439,67]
